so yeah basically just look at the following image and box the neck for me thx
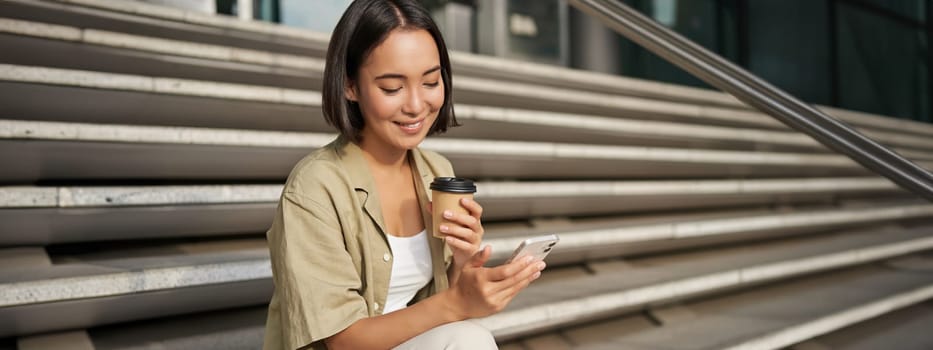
[357,137,409,173]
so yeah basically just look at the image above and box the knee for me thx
[443,321,497,349]
[395,321,497,350]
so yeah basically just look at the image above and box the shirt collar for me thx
[331,135,377,195]
[332,135,433,194]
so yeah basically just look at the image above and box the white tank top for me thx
[383,230,433,314]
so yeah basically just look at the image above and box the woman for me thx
[263,0,546,349]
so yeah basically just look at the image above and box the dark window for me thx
[836,1,929,121]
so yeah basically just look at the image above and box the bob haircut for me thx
[322,0,459,143]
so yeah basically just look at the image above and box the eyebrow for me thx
[374,65,442,80]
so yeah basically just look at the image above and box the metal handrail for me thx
[568,0,933,201]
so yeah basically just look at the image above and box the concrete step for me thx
[793,296,933,349]
[0,18,776,133]
[13,0,933,140]
[0,64,318,106]
[0,119,873,184]
[92,307,267,350]
[17,306,267,350]
[0,178,905,245]
[0,18,322,87]
[0,242,271,338]
[0,77,817,154]
[0,84,833,154]
[3,60,932,155]
[0,80,316,132]
[0,0,325,56]
[0,60,798,151]
[479,225,933,341]
[0,63,782,132]
[0,32,315,90]
[13,198,932,264]
[484,203,933,265]
[6,223,932,343]
[0,65,823,152]
[565,253,933,350]
[898,148,933,161]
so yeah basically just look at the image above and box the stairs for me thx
[2,0,932,348]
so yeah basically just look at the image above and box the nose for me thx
[401,86,425,117]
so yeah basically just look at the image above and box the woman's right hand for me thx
[445,245,545,319]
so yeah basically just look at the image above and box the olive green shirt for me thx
[263,136,454,350]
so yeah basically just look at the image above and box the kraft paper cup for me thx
[430,177,477,239]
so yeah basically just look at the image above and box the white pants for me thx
[392,321,498,350]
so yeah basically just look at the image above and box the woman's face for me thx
[347,29,445,152]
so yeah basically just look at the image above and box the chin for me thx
[397,137,426,150]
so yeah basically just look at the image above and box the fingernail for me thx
[532,271,541,279]
[537,262,546,270]
[443,210,453,218]
[440,225,448,232]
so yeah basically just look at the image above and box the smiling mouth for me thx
[394,120,423,130]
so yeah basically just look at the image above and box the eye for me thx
[380,87,402,94]
[424,81,440,88]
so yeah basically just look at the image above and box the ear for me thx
[344,79,359,103]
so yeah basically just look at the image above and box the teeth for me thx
[398,121,422,128]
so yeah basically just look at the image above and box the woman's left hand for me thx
[435,197,484,283]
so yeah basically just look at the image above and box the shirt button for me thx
[374,302,380,310]
[383,253,391,262]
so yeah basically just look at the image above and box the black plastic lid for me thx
[430,177,476,193]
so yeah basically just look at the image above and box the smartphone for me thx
[506,234,560,264]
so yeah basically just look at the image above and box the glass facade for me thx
[278,0,350,33]
[602,0,930,123]
[615,0,722,88]
[222,0,931,123]
[836,1,929,122]
[746,1,832,105]
[475,0,569,66]
[504,0,566,64]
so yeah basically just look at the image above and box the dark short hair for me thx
[322,0,459,142]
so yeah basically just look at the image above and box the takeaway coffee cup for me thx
[430,177,477,238]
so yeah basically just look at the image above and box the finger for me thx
[487,255,536,281]
[444,234,477,253]
[488,266,541,308]
[427,201,433,214]
[443,212,484,241]
[497,267,541,302]
[442,209,478,228]
[439,223,479,244]
[502,259,544,287]
[460,197,484,219]
[494,261,545,295]
[469,245,491,268]
[505,252,529,264]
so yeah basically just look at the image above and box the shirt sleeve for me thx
[267,190,368,350]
